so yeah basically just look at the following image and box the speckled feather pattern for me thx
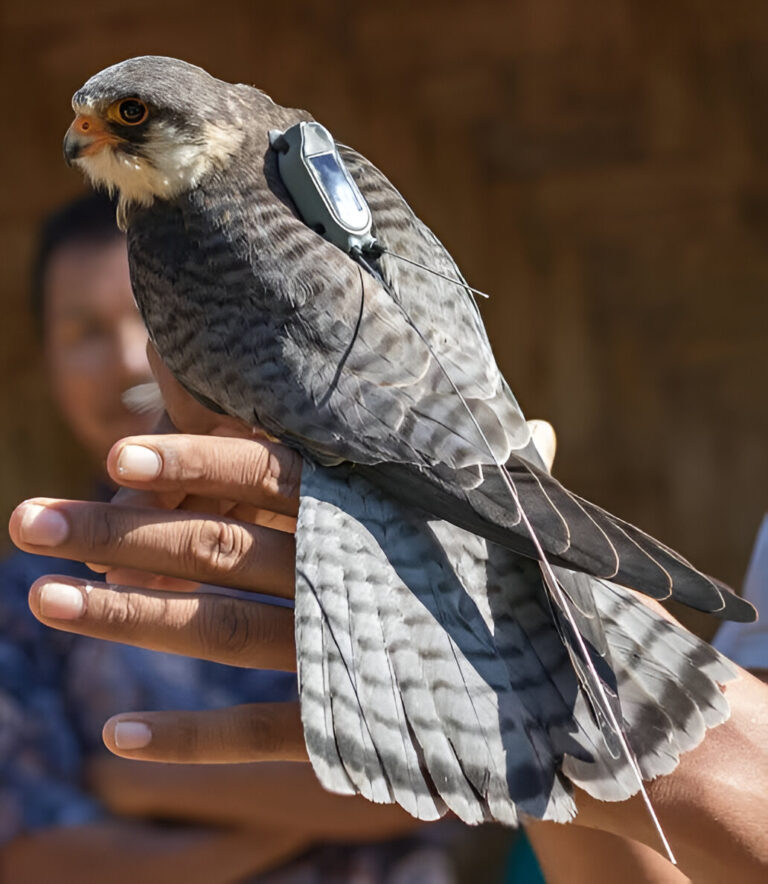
[80,56,750,825]
[128,117,752,620]
[297,465,736,821]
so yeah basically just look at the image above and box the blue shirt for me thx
[0,550,297,843]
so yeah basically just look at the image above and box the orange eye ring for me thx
[108,98,148,126]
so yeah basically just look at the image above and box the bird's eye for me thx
[115,98,148,125]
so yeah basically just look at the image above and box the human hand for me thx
[87,754,426,841]
[9,352,557,763]
[7,346,303,758]
[9,426,305,761]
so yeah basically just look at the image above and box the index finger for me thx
[108,435,302,518]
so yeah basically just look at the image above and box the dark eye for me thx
[117,99,148,125]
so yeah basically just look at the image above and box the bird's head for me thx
[64,56,248,225]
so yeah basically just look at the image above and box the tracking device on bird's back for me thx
[271,122,494,299]
[269,122,379,256]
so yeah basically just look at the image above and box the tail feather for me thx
[294,564,356,796]
[331,570,443,819]
[372,565,489,823]
[582,580,735,787]
[314,542,396,805]
[296,464,739,827]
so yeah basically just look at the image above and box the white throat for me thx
[74,111,242,229]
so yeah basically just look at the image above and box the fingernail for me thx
[114,720,152,750]
[39,582,86,619]
[19,504,69,546]
[117,444,162,480]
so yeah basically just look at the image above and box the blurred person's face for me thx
[43,237,155,460]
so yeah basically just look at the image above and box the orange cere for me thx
[68,113,123,154]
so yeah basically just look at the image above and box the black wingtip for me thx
[711,582,759,623]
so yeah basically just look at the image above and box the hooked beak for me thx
[63,113,122,166]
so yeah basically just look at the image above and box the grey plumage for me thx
[66,56,755,828]
[297,464,736,822]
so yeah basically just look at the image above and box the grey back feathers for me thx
[71,57,754,829]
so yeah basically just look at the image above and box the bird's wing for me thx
[126,137,755,621]
[335,147,755,621]
[338,145,530,446]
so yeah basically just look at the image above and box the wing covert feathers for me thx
[296,465,738,826]
[356,457,756,624]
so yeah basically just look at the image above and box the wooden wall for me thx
[1,0,766,633]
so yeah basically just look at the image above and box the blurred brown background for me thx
[1,0,766,634]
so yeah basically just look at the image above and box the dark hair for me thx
[31,191,123,331]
